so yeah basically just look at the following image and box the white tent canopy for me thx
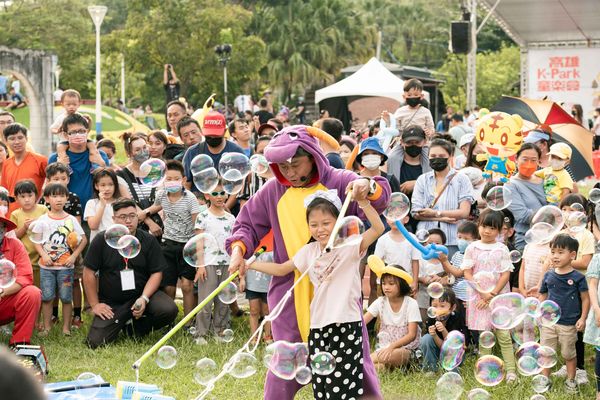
[315,57,405,104]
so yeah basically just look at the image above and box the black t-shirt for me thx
[255,110,274,124]
[381,171,400,193]
[326,152,345,169]
[39,192,82,218]
[164,82,180,103]
[399,161,422,184]
[84,229,165,306]
[425,307,467,340]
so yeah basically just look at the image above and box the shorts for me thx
[40,268,74,303]
[245,289,268,302]
[161,239,196,286]
[540,324,577,361]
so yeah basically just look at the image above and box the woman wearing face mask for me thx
[117,132,163,237]
[411,138,474,258]
[506,143,548,251]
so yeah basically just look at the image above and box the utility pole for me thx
[466,0,477,110]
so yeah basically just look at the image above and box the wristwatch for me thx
[141,294,150,304]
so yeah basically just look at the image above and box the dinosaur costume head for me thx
[264,125,339,187]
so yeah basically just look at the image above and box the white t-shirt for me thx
[374,232,420,277]
[194,209,236,266]
[34,213,85,269]
[84,199,115,242]
[367,296,422,349]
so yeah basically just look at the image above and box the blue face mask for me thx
[457,239,471,253]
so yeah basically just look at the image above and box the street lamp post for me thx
[88,5,107,138]
[214,44,232,120]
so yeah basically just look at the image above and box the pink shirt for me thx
[293,239,363,329]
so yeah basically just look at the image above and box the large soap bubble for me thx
[104,224,129,249]
[139,158,166,187]
[219,153,251,181]
[310,352,336,375]
[474,355,505,386]
[183,233,219,267]
[28,219,49,244]
[250,154,269,175]
[332,216,364,249]
[222,176,245,195]
[194,358,218,386]
[218,282,238,304]
[530,205,564,237]
[74,372,103,398]
[524,222,555,245]
[589,188,600,204]
[228,352,257,379]
[156,345,177,369]
[0,260,16,288]
[486,186,512,211]
[435,372,464,400]
[193,167,220,193]
[383,192,411,221]
[190,154,214,176]
[117,235,141,259]
[537,300,561,327]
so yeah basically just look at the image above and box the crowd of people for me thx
[0,74,598,400]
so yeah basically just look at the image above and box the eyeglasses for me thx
[210,191,226,196]
[114,213,137,221]
[67,129,87,136]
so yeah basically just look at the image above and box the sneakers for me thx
[575,368,589,385]
[71,316,83,329]
[564,378,579,394]
[551,365,567,378]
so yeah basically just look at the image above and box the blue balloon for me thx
[394,220,448,260]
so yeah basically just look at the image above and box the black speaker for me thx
[451,21,471,54]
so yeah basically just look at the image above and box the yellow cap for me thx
[367,255,413,285]
[548,142,572,160]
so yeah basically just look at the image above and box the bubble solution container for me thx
[116,381,161,400]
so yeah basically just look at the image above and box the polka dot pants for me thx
[308,321,364,400]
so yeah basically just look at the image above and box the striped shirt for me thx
[154,189,201,243]
[450,251,467,300]
[522,242,550,290]
[411,168,474,245]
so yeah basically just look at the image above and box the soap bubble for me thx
[250,154,269,175]
[565,210,587,233]
[479,331,496,349]
[444,330,466,349]
[74,372,102,397]
[467,388,491,400]
[427,307,438,319]
[28,219,49,244]
[139,158,166,187]
[156,345,177,369]
[228,352,257,379]
[474,355,505,386]
[383,192,411,221]
[435,372,464,400]
[534,346,557,369]
[294,366,312,385]
[117,235,141,259]
[486,186,512,211]
[511,315,539,345]
[490,306,512,329]
[490,292,526,330]
[440,331,465,371]
[310,352,336,375]
[454,280,478,302]
[427,282,445,299]
[222,176,244,195]
[416,229,430,242]
[217,282,238,305]
[531,206,564,237]
[472,271,496,293]
[524,222,555,245]
[104,224,129,249]
[332,216,365,249]
[193,167,219,193]
[194,358,218,386]
[509,250,522,263]
[531,374,550,393]
[589,188,600,204]
[264,341,299,380]
[219,153,250,181]
[219,329,234,343]
[0,260,16,289]
[537,300,561,327]
[516,342,542,376]
[190,154,214,176]
[570,202,584,212]
[183,233,219,267]
[524,297,541,317]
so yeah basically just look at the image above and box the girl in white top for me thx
[364,258,421,370]
[251,189,384,400]
[84,168,121,242]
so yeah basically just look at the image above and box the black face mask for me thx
[405,145,422,158]
[406,97,421,107]
[205,136,224,148]
[429,157,448,171]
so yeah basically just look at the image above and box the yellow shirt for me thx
[560,228,595,274]
[10,205,48,267]
[535,167,573,205]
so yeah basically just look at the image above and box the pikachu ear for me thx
[306,126,340,151]
[511,114,524,129]
[367,255,385,277]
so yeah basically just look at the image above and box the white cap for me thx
[459,133,475,149]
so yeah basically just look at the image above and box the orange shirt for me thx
[1,151,48,215]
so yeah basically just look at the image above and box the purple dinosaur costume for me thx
[226,125,389,399]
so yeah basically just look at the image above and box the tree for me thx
[436,45,520,110]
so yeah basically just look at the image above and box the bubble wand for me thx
[132,246,266,371]
[194,192,354,399]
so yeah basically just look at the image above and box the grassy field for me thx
[3,309,596,400]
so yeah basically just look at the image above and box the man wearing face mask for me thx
[182,111,244,193]
[0,215,42,347]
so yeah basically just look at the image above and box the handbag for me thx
[118,168,164,233]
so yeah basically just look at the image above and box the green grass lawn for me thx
[4,309,595,400]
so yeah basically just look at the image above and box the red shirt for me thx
[1,236,34,288]
[1,151,48,215]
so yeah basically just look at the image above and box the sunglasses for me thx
[210,191,226,196]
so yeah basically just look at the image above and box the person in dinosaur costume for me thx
[227,125,390,399]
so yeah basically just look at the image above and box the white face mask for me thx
[550,159,566,171]
[361,154,381,170]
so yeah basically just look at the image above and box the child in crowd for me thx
[388,78,435,137]
[32,184,87,336]
[50,89,105,167]
[84,168,121,242]
[417,229,449,321]
[97,138,121,171]
[364,262,421,370]
[140,160,200,318]
[40,162,85,328]
[439,221,479,302]
[461,209,517,384]
[539,234,589,394]
[194,182,235,339]
[583,252,600,400]
[535,142,573,205]
[10,180,48,287]
[250,189,384,399]
[419,288,467,372]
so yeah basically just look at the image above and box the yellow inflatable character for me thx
[475,111,524,182]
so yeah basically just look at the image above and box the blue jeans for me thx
[420,333,440,371]
[40,268,73,303]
